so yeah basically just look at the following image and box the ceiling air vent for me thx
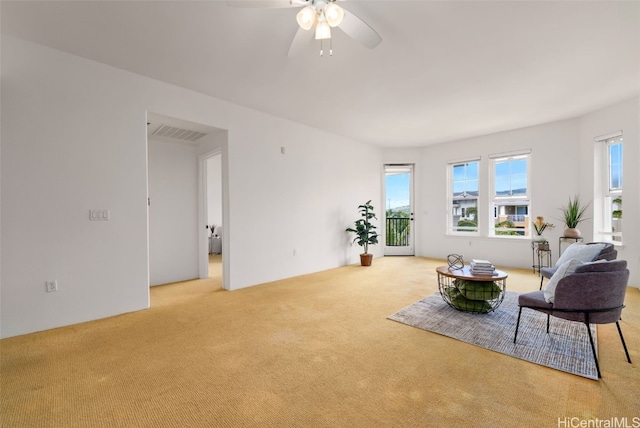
[151,124,207,142]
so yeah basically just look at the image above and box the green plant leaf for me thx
[560,195,590,228]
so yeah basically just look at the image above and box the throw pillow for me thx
[444,287,493,313]
[453,279,502,301]
[555,243,606,267]
[544,258,583,303]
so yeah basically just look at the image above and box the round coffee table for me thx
[436,265,508,313]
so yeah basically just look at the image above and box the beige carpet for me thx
[1,256,638,427]
[389,291,599,379]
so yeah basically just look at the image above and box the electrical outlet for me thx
[45,280,58,292]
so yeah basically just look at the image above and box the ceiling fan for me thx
[226,0,382,57]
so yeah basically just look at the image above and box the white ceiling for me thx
[2,0,639,148]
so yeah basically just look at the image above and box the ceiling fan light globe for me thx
[315,21,331,39]
[324,3,344,27]
[296,6,316,30]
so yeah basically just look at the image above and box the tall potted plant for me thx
[560,195,590,238]
[346,200,379,266]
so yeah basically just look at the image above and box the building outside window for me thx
[490,152,530,237]
[448,160,479,234]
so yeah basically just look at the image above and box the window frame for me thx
[599,133,623,244]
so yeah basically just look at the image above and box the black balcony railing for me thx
[386,217,411,246]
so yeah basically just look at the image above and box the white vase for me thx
[533,235,546,242]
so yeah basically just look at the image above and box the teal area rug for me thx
[388,291,598,379]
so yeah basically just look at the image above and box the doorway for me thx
[147,112,228,288]
[384,164,415,256]
[199,151,223,281]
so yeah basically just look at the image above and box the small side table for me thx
[559,236,583,259]
[436,266,508,313]
[531,241,552,275]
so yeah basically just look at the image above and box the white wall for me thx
[2,37,155,338]
[414,98,639,287]
[148,138,199,286]
[225,105,383,288]
[0,36,381,338]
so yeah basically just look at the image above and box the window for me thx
[490,152,530,237]
[448,160,479,234]
[600,134,623,243]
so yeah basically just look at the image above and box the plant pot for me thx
[360,253,373,266]
[564,228,582,238]
[532,235,546,242]
[538,243,550,251]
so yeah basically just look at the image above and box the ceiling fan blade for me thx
[289,27,313,58]
[340,8,382,49]
[288,26,314,57]
[225,0,296,8]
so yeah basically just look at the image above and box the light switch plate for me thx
[89,209,110,220]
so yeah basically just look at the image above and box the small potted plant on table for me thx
[532,216,554,250]
[346,200,379,266]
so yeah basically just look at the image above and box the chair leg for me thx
[546,314,550,333]
[584,316,602,378]
[616,321,632,364]
[513,307,523,343]
[539,276,544,290]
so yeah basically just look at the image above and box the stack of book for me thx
[470,259,496,275]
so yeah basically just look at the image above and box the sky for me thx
[386,172,410,209]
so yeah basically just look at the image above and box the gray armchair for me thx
[515,259,632,378]
[539,242,617,290]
